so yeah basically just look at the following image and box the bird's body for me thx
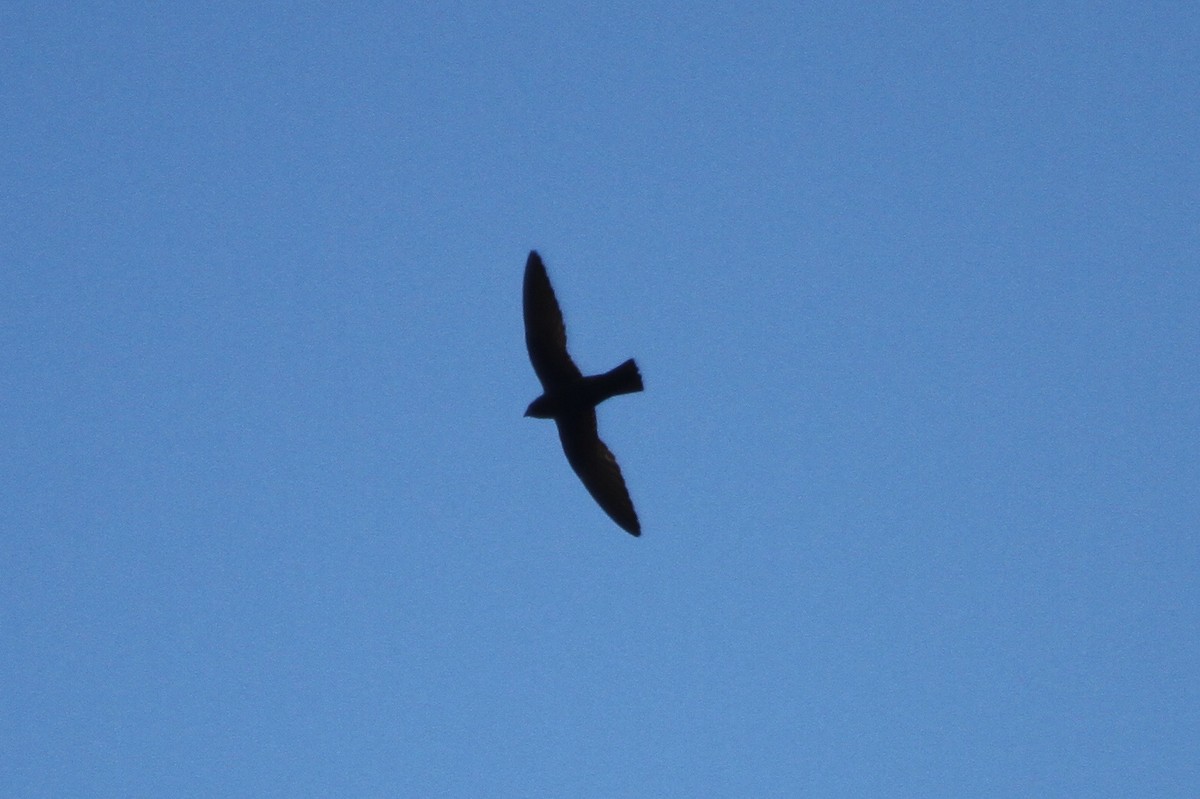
[523,250,643,536]
[524,359,643,419]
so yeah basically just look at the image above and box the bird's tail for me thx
[588,358,643,402]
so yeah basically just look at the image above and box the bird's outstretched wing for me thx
[556,411,641,536]
[524,251,582,389]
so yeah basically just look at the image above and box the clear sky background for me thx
[3,2,1197,796]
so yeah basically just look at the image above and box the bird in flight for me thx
[523,250,643,536]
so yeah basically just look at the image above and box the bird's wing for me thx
[524,251,582,389]
[556,411,641,536]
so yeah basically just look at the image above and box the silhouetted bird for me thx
[523,250,643,536]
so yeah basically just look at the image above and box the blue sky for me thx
[3,2,1197,796]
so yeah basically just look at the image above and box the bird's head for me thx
[524,396,553,419]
